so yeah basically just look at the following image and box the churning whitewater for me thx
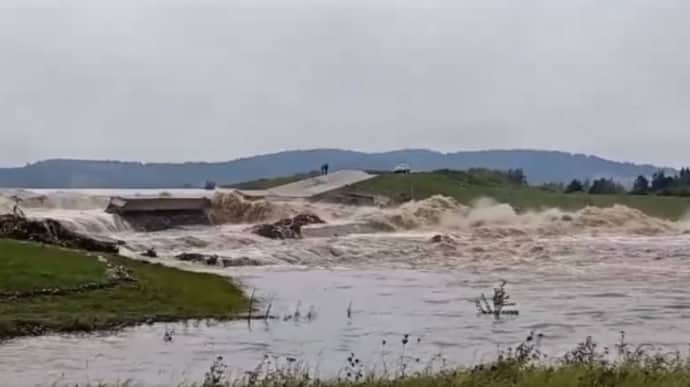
[1,189,688,270]
[3,189,690,387]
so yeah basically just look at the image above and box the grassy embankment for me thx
[233,169,690,220]
[80,364,690,387]
[228,366,690,387]
[278,367,690,387]
[0,239,247,340]
[346,171,690,220]
[94,331,690,386]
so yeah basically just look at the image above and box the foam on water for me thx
[2,190,687,268]
[3,189,683,236]
[208,192,292,224]
[28,209,132,234]
[2,190,690,386]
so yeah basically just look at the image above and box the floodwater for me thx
[1,189,690,386]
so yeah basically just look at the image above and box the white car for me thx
[393,164,411,174]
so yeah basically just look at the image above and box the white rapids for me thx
[2,189,690,387]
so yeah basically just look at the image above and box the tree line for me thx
[558,168,690,196]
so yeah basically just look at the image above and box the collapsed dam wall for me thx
[106,197,212,231]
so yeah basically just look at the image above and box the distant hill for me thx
[0,149,674,188]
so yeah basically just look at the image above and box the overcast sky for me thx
[1,0,689,167]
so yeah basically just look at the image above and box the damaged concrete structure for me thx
[106,196,211,231]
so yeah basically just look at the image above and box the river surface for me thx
[1,189,690,386]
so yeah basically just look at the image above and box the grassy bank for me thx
[232,366,690,387]
[72,333,689,387]
[0,239,248,339]
[77,364,690,387]
[343,171,690,220]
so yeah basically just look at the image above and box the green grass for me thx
[344,171,690,220]
[85,364,690,387]
[376,365,690,387]
[227,169,690,219]
[277,366,690,387]
[0,240,107,292]
[0,239,248,339]
[375,365,690,387]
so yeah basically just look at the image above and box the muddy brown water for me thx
[1,190,690,386]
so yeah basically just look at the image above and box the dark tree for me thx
[507,169,527,186]
[679,168,690,186]
[651,171,674,191]
[565,179,584,193]
[588,178,624,195]
[630,175,649,195]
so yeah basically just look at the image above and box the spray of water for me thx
[2,190,687,269]
[208,192,290,224]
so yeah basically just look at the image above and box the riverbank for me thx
[0,239,248,340]
[176,332,690,387]
[289,366,690,387]
[69,363,690,386]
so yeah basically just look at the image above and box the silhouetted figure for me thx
[324,163,329,175]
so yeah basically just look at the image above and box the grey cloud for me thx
[1,0,690,167]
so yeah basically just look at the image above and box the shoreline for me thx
[38,333,690,386]
[0,239,249,340]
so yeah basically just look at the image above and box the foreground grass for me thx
[0,239,247,339]
[76,364,690,387]
[344,171,690,220]
[352,366,690,387]
[85,332,690,386]
[269,366,690,387]
[0,240,107,292]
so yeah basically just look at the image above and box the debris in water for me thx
[475,281,519,318]
[163,328,174,343]
[252,213,325,240]
[142,248,158,258]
